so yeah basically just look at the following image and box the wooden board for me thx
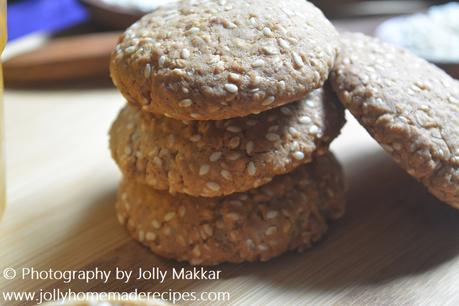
[2,31,459,306]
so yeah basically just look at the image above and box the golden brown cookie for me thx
[109,86,345,197]
[115,153,346,266]
[330,32,459,209]
[110,0,339,120]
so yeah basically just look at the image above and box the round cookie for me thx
[330,32,459,209]
[110,0,339,120]
[110,85,345,198]
[116,153,346,266]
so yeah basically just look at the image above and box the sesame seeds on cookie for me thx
[110,0,340,120]
[330,32,459,209]
[109,85,345,198]
[116,153,346,266]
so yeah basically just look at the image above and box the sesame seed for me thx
[246,141,254,154]
[263,46,278,55]
[146,232,156,241]
[246,120,258,126]
[206,182,221,192]
[224,83,239,93]
[164,212,176,222]
[393,143,402,150]
[266,133,280,142]
[247,161,257,176]
[229,72,242,82]
[144,63,151,79]
[258,244,268,251]
[225,22,237,29]
[226,212,240,221]
[265,226,277,236]
[221,170,232,180]
[292,52,304,68]
[192,246,201,257]
[117,214,125,225]
[199,164,210,176]
[293,151,305,160]
[266,211,278,219]
[309,125,320,135]
[177,235,186,246]
[299,116,312,124]
[227,152,241,161]
[263,27,273,36]
[158,55,167,67]
[227,126,242,133]
[262,96,275,106]
[125,46,136,54]
[210,152,223,162]
[178,206,186,217]
[229,136,240,149]
[289,127,300,137]
[151,220,161,229]
[203,224,213,236]
[179,99,193,107]
[190,134,202,142]
[138,230,145,242]
[278,38,290,49]
[249,17,257,26]
[252,59,265,67]
[153,157,162,167]
[181,48,191,59]
[190,27,200,34]
[190,113,200,119]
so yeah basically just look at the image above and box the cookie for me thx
[109,85,345,198]
[116,153,346,266]
[330,32,459,209]
[110,0,339,120]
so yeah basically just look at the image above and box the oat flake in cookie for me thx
[110,85,345,198]
[116,153,346,266]
[110,0,339,120]
[331,32,459,209]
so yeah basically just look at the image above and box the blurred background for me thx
[3,0,458,86]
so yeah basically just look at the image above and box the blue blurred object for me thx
[7,0,89,41]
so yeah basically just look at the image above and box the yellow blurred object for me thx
[0,0,6,219]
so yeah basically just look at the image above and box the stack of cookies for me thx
[109,0,347,265]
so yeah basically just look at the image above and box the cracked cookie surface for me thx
[115,153,346,266]
[110,0,339,120]
[331,32,459,209]
[109,85,345,197]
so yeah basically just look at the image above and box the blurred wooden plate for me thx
[376,16,459,79]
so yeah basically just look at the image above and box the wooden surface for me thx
[2,25,459,306]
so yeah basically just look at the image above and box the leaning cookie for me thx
[116,153,346,266]
[109,85,345,198]
[330,32,459,209]
[110,0,339,120]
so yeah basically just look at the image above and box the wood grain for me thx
[3,32,119,85]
